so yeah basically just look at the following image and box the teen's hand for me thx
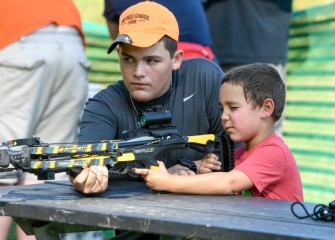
[167,164,196,175]
[199,153,221,174]
[69,166,109,194]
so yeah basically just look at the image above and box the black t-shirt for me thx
[79,58,224,167]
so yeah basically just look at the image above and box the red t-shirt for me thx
[234,134,304,202]
[0,0,84,49]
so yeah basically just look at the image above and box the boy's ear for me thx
[172,49,184,70]
[261,98,275,118]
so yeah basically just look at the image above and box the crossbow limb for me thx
[0,108,234,180]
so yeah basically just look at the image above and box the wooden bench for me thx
[1,180,334,239]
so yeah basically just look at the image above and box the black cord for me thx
[291,201,335,222]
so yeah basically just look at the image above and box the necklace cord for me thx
[128,80,173,115]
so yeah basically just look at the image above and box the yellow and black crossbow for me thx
[0,109,234,180]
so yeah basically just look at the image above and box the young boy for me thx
[133,63,304,202]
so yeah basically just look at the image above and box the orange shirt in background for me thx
[0,0,85,50]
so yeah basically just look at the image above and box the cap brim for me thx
[107,35,128,54]
[107,33,164,54]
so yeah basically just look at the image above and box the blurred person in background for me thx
[0,0,89,239]
[204,0,293,135]
[104,0,217,62]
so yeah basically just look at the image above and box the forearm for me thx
[165,172,234,195]
[135,162,252,195]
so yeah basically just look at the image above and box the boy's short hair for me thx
[222,63,285,121]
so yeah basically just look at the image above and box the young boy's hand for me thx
[199,153,221,174]
[132,161,171,191]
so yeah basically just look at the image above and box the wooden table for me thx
[0,180,334,239]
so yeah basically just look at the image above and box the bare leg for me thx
[17,226,36,240]
[0,216,12,240]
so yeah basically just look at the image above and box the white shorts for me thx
[0,24,90,183]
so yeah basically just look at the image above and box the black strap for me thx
[3,137,42,147]
[291,200,335,222]
[178,159,197,173]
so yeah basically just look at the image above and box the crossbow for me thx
[0,108,234,180]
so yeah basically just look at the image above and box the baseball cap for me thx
[107,1,179,54]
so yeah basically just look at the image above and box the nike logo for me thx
[183,93,195,102]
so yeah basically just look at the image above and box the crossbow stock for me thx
[0,108,234,180]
